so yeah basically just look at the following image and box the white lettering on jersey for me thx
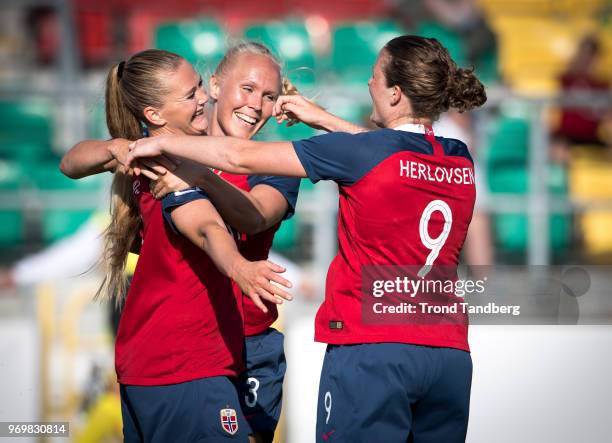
[399,160,474,185]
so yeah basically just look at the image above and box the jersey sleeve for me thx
[247,175,301,220]
[161,187,210,234]
[291,131,391,186]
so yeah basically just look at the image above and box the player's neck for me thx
[149,126,175,137]
[385,115,433,129]
[208,105,227,137]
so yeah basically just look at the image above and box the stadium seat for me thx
[77,10,113,67]
[478,0,605,20]
[288,0,392,22]
[88,103,110,140]
[243,21,317,86]
[154,19,227,72]
[29,163,102,243]
[329,21,404,83]
[0,160,24,246]
[485,116,529,168]
[415,22,467,68]
[491,16,598,95]
[569,147,612,259]
[0,100,53,163]
[272,214,298,251]
[485,114,571,255]
[489,165,571,254]
[415,21,499,84]
[255,120,317,143]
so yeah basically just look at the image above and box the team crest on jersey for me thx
[220,408,238,435]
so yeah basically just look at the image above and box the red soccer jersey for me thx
[114,176,244,386]
[293,125,476,351]
[215,171,300,336]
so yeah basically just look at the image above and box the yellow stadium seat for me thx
[478,0,605,19]
[491,17,599,95]
[569,147,612,258]
[594,25,612,81]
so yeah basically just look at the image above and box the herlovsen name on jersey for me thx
[399,160,475,185]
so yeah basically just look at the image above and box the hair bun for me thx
[447,67,487,112]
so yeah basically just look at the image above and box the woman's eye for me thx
[265,94,275,101]
[242,86,253,93]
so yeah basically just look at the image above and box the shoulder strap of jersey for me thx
[424,125,444,157]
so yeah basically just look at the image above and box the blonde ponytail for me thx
[97,50,183,305]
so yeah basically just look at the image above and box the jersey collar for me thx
[390,122,427,134]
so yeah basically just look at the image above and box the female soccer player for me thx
[127,35,487,443]
[147,42,302,443]
[61,42,302,443]
[89,49,291,443]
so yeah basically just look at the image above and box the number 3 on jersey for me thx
[245,377,260,408]
[418,199,452,278]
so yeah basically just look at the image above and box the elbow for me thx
[241,213,268,236]
[59,156,79,179]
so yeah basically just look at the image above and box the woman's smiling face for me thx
[155,60,209,135]
[210,53,282,139]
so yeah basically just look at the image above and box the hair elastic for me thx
[117,61,126,79]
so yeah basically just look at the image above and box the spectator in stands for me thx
[552,35,612,161]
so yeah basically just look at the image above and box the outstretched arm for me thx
[151,165,290,235]
[59,139,127,178]
[273,94,367,134]
[170,199,293,312]
[60,138,177,179]
[129,135,308,178]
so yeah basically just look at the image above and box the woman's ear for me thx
[390,85,402,107]
[209,75,221,101]
[143,106,166,127]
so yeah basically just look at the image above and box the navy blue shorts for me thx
[316,343,472,443]
[238,328,286,434]
[120,376,252,443]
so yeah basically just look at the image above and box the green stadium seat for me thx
[0,100,54,163]
[154,19,227,72]
[330,21,403,83]
[415,21,499,84]
[255,119,317,142]
[327,99,371,127]
[486,115,530,171]
[29,162,103,243]
[0,160,24,246]
[244,21,316,86]
[272,215,298,251]
[415,22,467,67]
[88,102,110,140]
[489,165,571,254]
[485,112,570,254]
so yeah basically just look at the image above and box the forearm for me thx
[162,136,301,176]
[60,139,117,178]
[196,172,266,235]
[198,223,247,280]
[316,112,368,134]
[163,135,241,172]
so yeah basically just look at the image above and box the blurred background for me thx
[0,0,611,442]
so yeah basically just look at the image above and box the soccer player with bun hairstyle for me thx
[79,49,293,443]
[127,35,487,442]
[61,42,302,443]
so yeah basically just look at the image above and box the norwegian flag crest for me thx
[220,408,238,435]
